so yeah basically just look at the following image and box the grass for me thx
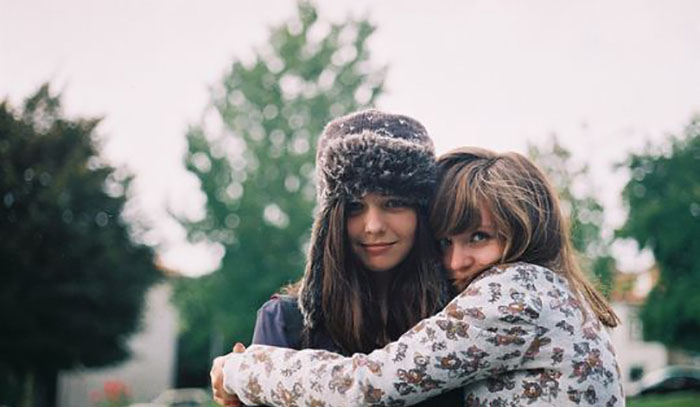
[627,392,700,407]
[203,394,700,407]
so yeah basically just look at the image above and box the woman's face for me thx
[440,204,505,292]
[346,193,417,272]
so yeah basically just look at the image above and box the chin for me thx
[451,280,470,293]
[367,265,393,273]
[364,261,399,273]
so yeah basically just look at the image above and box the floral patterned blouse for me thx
[223,263,624,406]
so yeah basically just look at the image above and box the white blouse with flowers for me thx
[223,263,624,407]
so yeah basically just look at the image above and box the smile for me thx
[361,242,396,255]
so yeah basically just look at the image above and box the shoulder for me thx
[253,295,304,348]
[257,295,301,322]
[472,262,561,288]
[465,262,591,329]
[254,297,286,333]
[449,263,569,326]
[468,262,571,301]
[466,262,558,295]
[258,294,296,311]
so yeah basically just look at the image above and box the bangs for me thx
[430,166,487,238]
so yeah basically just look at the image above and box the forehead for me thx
[478,204,497,226]
[438,196,501,237]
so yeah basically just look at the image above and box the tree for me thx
[618,116,700,351]
[0,85,161,407]
[528,136,615,293]
[172,1,385,385]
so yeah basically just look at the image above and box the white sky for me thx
[3,0,698,275]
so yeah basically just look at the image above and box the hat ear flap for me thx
[299,205,332,330]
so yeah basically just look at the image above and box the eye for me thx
[470,231,492,243]
[438,238,453,251]
[346,200,364,215]
[384,198,411,209]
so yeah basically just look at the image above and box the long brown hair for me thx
[288,198,449,354]
[430,147,619,327]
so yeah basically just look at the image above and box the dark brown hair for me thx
[430,147,619,327]
[289,198,448,354]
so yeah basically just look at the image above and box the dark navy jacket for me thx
[252,295,303,349]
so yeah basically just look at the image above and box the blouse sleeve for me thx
[223,265,548,407]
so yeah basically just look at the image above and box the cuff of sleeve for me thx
[222,353,254,404]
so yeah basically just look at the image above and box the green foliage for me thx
[0,85,161,404]
[172,1,385,385]
[618,116,700,351]
[528,136,614,293]
[627,392,700,407]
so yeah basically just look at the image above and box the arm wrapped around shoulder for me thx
[223,264,561,407]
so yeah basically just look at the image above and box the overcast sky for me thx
[3,0,698,275]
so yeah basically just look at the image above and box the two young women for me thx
[213,110,623,406]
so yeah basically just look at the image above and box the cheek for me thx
[479,242,505,265]
[402,213,418,244]
[442,249,453,271]
[390,210,417,239]
[345,216,361,240]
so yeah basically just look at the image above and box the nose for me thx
[363,205,386,235]
[445,243,474,273]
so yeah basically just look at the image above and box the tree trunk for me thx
[38,368,57,407]
[20,370,34,407]
[19,368,57,407]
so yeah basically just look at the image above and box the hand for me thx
[211,342,246,406]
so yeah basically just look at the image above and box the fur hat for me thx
[299,109,437,331]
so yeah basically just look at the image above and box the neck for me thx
[367,270,395,325]
[368,270,394,300]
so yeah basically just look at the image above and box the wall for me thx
[57,283,178,406]
[609,302,668,394]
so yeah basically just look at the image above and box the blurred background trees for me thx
[0,85,161,407]
[529,136,615,294]
[618,116,700,352]
[0,2,697,405]
[171,1,385,386]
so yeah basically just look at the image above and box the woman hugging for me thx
[211,110,623,407]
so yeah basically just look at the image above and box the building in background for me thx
[609,267,668,392]
[57,282,178,407]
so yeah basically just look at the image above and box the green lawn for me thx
[627,392,700,407]
[203,392,700,407]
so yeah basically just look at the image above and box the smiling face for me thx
[440,204,506,292]
[346,193,418,272]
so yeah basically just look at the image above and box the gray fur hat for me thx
[299,109,437,331]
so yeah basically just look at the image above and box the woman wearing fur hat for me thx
[236,110,462,406]
[212,146,623,407]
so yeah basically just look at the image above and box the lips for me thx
[361,242,396,255]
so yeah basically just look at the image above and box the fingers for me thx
[233,342,246,353]
[224,396,241,407]
[212,345,245,406]
[213,387,240,407]
[211,355,227,405]
[214,393,240,407]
